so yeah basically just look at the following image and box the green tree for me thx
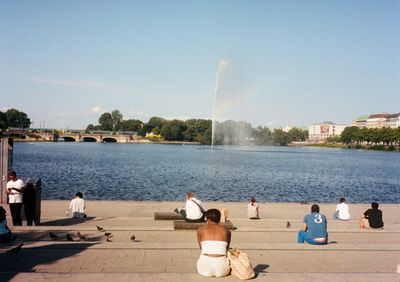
[183,119,212,143]
[86,124,101,131]
[5,108,31,128]
[147,117,166,133]
[160,120,187,141]
[252,126,273,145]
[287,127,308,142]
[340,126,359,144]
[98,112,113,130]
[111,110,123,131]
[120,119,143,132]
[0,111,8,130]
[273,129,289,146]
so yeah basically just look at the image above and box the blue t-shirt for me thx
[0,219,10,235]
[303,212,328,239]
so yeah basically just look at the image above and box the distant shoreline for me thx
[14,138,400,152]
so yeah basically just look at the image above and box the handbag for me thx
[191,199,206,215]
[227,248,255,280]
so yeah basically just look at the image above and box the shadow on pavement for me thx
[0,242,95,281]
[254,264,269,276]
[39,216,96,226]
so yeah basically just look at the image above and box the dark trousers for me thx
[9,203,23,226]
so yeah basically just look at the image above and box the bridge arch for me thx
[59,136,77,142]
[102,137,117,143]
[81,136,97,142]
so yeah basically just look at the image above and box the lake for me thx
[11,142,400,203]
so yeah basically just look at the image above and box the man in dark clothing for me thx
[360,202,384,229]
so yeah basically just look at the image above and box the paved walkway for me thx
[0,201,399,281]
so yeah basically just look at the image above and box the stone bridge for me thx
[8,129,135,143]
[58,133,132,143]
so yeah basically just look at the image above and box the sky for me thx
[1,0,399,129]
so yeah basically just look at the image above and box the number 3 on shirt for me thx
[314,214,323,224]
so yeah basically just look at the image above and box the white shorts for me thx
[197,254,230,277]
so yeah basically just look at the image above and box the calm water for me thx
[11,142,400,203]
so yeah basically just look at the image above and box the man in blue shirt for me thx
[298,204,328,245]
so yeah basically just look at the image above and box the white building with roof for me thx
[366,113,391,128]
[389,113,400,128]
[308,122,347,143]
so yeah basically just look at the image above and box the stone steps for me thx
[1,272,399,282]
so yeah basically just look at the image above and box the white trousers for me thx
[197,254,230,277]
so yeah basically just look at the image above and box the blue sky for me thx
[1,1,399,129]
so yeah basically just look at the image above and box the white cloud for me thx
[17,75,134,95]
[90,106,102,114]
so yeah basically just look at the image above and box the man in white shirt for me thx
[67,192,86,219]
[6,171,25,226]
[175,192,206,222]
[334,197,351,221]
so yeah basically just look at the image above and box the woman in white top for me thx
[197,209,231,277]
[67,192,86,219]
[247,197,260,219]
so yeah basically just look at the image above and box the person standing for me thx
[196,209,231,277]
[334,197,351,220]
[360,202,384,229]
[298,204,328,245]
[6,171,25,226]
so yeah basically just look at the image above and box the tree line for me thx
[340,126,400,147]
[5,108,398,149]
[86,110,309,145]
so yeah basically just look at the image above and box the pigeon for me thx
[7,243,23,253]
[77,231,86,241]
[96,225,104,232]
[49,232,58,239]
[66,233,74,241]
[104,232,112,237]
[286,221,291,228]
[106,237,113,242]
[130,234,135,241]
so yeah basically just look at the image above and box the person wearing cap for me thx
[6,171,25,226]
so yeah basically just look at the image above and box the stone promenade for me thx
[0,201,399,281]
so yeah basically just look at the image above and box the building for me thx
[351,115,368,128]
[389,113,400,128]
[352,112,400,129]
[308,122,347,143]
[366,113,391,128]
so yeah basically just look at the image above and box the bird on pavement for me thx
[106,237,113,242]
[286,221,291,228]
[66,233,74,241]
[96,225,104,232]
[7,243,23,253]
[49,232,58,239]
[130,234,135,241]
[77,231,86,241]
[104,232,112,237]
